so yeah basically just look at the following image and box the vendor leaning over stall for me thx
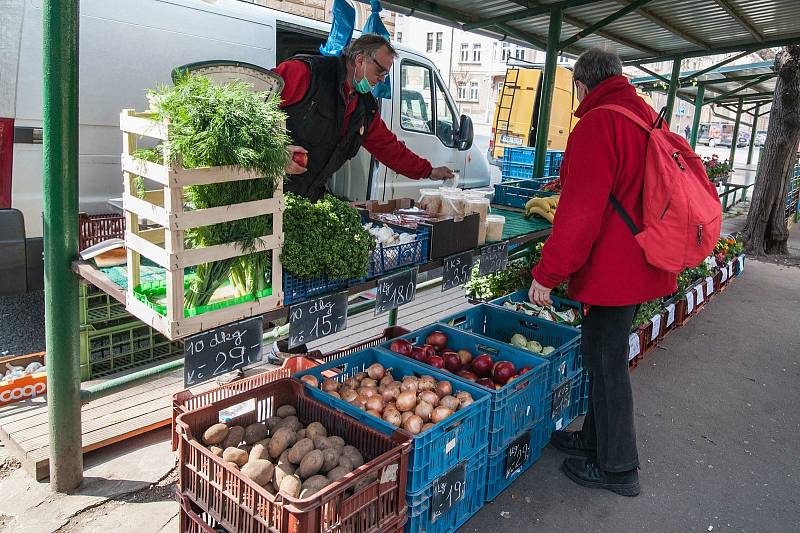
[274,34,454,200]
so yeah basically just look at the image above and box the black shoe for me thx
[550,430,596,457]
[561,457,640,497]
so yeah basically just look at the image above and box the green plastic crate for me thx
[80,280,130,328]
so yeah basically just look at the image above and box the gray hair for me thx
[344,34,396,64]
[573,48,623,89]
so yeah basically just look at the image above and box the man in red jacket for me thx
[274,34,454,201]
[529,49,677,496]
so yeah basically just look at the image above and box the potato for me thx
[297,450,324,479]
[273,461,296,489]
[277,416,303,433]
[305,422,327,440]
[222,426,245,449]
[265,416,283,432]
[276,405,297,418]
[239,444,253,455]
[241,459,274,486]
[249,443,270,462]
[337,455,354,472]
[313,436,333,451]
[203,423,230,446]
[255,438,270,449]
[321,448,340,474]
[269,427,295,459]
[326,465,350,482]
[287,438,315,464]
[278,450,291,466]
[279,475,302,498]
[296,429,307,440]
[223,447,249,467]
[209,445,224,458]
[244,423,269,445]
[300,475,330,498]
[328,436,345,449]
[226,461,240,470]
[341,445,364,468]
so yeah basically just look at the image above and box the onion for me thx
[414,401,433,422]
[349,400,366,411]
[354,372,368,382]
[402,414,424,435]
[421,423,435,432]
[400,379,419,393]
[367,363,385,381]
[358,387,378,398]
[418,390,439,406]
[329,391,341,399]
[385,401,397,412]
[300,375,319,388]
[381,387,397,402]
[439,395,460,412]
[383,409,402,426]
[354,394,369,408]
[401,411,414,424]
[379,374,395,386]
[366,396,385,413]
[456,391,474,409]
[434,380,452,398]
[360,377,378,388]
[366,409,382,418]
[431,407,453,424]
[418,377,436,392]
[321,378,340,393]
[343,378,360,390]
[396,391,417,412]
[340,388,358,403]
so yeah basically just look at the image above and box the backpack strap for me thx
[609,194,641,235]
[593,104,654,133]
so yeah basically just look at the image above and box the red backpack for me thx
[595,104,722,273]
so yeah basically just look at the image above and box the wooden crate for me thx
[120,109,283,340]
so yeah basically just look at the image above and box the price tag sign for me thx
[430,462,467,523]
[666,303,676,327]
[650,313,662,342]
[442,251,474,291]
[478,242,508,276]
[628,332,640,361]
[288,291,348,349]
[686,290,695,314]
[695,285,704,305]
[504,430,532,478]
[706,276,715,295]
[551,378,571,418]
[720,267,728,283]
[184,316,263,387]
[375,268,417,315]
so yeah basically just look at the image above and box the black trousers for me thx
[580,304,640,472]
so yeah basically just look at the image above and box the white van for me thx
[0,0,490,295]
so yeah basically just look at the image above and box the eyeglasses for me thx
[370,56,390,77]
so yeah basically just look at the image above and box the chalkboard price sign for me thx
[504,430,532,478]
[288,291,348,349]
[551,378,572,418]
[442,251,474,291]
[430,462,467,523]
[479,242,508,276]
[184,316,263,387]
[375,268,417,316]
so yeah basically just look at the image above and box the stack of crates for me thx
[501,147,564,181]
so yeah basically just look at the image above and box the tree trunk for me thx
[743,45,800,255]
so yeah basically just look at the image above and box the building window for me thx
[426,33,433,53]
[460,43,469,62]
[396,32,402,43]
[501,42,511,62]
[457,82,467,100]
[435,32,443,52]
[470,81,479,101]
[515,47,525,60]
[472,44,481,63]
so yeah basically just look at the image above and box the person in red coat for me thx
[529,48,677,497]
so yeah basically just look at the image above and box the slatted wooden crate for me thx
[120,109,283,340]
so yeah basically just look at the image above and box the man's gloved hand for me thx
[286,145,309,175]
[428,166,455,180]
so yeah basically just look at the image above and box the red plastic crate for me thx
[78,213,125,251]
[175,378,411,533]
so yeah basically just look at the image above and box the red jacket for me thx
[531,76,677,306]
[273,60,432,180]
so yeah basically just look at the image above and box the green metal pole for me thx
[747,104,761,166]
[43,0,83,491]
[664,58,682,129]
[387,308,398,327]
[729,97,744,166]
[689,84,705,150]
[533,7,563,179]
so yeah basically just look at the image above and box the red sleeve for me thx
[362,112,433,180]
[531,112,617,289]
[273,60,311,108]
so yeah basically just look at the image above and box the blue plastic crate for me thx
[492,179,556,208]
[441,304,581,390]
[503,147,563,165]
[485,418,547,502]
[388,322,549,456]
[405,446,487,533]
[294,348,491,494]
[546,369,584,439]
[578,370,590,416]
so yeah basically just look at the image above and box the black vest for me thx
[283,55,379,201]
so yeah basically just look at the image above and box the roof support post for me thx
[747,104,761,165]
[690,84,705,150]
[729,96,744,166]
[43,0,83,491]
[533,7,563,178]
[665,57,683,128]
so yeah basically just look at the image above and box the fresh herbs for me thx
[632,299,664,329]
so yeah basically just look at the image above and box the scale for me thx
[172,60,285,97]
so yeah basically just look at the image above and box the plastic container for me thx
[177,493,221,533]
[546,369,584,437]
[387,323,548,455]
[464,194,490,245]
[485,418,546,502]
[175,378,412,533]
[493,179,557,208]
[78,212,125,251]
[418,188,442,215]
[295,348,491,493]
[489,288,584,323]
[439,189,465,219]
[485,214,505,242]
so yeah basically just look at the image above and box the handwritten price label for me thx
[375,268,417,315]
[442,251,473,291]
[184,316,263,387]
[505,431,532,478]
[478,242,508,276]
[288,291,348,349]
[430,462,467,523]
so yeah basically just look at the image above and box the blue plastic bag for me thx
[362,0,392,99]
[320,0,355,57]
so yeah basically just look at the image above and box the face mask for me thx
[353,62,374,94]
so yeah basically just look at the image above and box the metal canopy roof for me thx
[360,0,800,64]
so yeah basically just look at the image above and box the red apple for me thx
[457,349,473,367]
[390,338,413,356]
[518,366,532,375]
[292,151,308,168]
[457,369,478,382]
[426,355,445,369]
[421,344,438,359]
[425,331,448,351]
[492,361,516,385]
[471,354,493,377]
[411,346,428,362]
[476,377,495,389]
[443,352,462,373]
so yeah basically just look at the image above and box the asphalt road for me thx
[0,291,45,357]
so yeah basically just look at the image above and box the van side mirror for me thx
[457,114,473,151]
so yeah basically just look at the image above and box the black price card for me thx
[505,430,532,478]
[479,242,508,276]
[288,291,348,349]
[442,251,474,291]
[551,378,572,418]
[184,316,263,387]
[430,462,467,523]
[375,268,417,316]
